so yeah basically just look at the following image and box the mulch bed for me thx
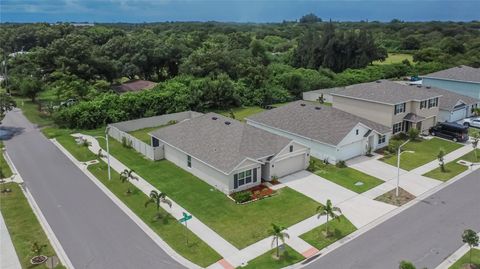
[375,187,415,207]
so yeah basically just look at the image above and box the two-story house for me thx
[331,80,442,135]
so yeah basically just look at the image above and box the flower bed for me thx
[230,184,277,204]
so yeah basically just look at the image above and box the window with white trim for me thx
[393,122,403,134]
[420,100,427,109]
[378,134,386,144]
[356,129,359,135]
[233,168,257,189]
[394,103,406,115]
[289,145,293,152]
[428,98,438,108]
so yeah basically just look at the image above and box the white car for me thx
[459,117,480,128]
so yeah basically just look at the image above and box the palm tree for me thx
[145,190,172,220]
[317,199,342,237]
[269,224,289,258]
[471,132,479,161]
[119,169,138,194]
[437,149,446,172]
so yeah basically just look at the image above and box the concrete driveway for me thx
[280,171,397,228]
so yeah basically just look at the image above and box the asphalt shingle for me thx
[247,101,390,146]
[422,65,480,83]
[150,113,292,174]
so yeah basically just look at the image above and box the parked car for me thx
[429,122,469,142]
[459,117,480,129]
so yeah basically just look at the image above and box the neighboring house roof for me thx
[331,80,442,105]
[420,86,479,111]
[304,87,343,95]
[247,101,391,146]
[422,65,480,84]
[113,80,157,93]
[149,113,292,174]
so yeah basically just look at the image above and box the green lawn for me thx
[382,138,463,171]
[469,128,479,137]
[87,163,221,267]
[216,106,266,122]
[240,245,304,269]
[300,215,357,250]
[128,125,169,144]
[94,135,320,249]
[0,142,13,178]
[423,149,480,181]
[14,98,55,127]
[450,248,480,269]
[310,158,384,193]
[0,183,65,269]
[373,53,414,65]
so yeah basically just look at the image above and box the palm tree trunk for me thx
[325,215,329,237]
[276,238,279,258]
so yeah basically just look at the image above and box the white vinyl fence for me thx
[108,111,203,160]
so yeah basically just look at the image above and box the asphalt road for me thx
[2,109,185,269]
[303,167,480,269]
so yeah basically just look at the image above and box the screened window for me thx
[234,169,257,189]
[394,103,406,115]
[393,122,403,134]
[420,100,427,109]
[378,134,386,144]
[289,145,293,152]
[187,155,191,168]
[428,98,438,108]
[356,129,359,135]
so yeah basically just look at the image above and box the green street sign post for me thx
[179,212,192,245]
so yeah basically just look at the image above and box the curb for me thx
[3,150,74,269]
[51,139,202,269]
[288,163,480,269]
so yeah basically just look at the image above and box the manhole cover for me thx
[354,181,364,186]
[45,256,59,269]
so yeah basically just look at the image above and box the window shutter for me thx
[234,174,238,189]
[253,168,257,182]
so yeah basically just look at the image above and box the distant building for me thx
[421,65,480,99]
[112,80,157,93]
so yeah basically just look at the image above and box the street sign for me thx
[179,212,192,223]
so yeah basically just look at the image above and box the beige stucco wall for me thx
[333,95,394,126]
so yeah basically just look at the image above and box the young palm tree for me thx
[119,169,138,194]
[471,132,479,161]
[437,149,446,172]
[145,190,172,220]
[269,224,289,258]
[317,199,342,237]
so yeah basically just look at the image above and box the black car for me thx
[429,122,469,142]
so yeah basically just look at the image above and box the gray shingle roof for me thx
[331,80,442,105]
[420,86,479,111]
[247,101,391,146]
[149,113,292,174]
[422,65,480,83]
[305,87,343,95]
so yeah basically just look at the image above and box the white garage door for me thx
[338,141,364,161]
[273,154,306,178]
[450,108,467,122]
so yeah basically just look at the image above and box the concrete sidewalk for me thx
[76,134,240,266]
[0,211,21,269]
[411,143,475,175]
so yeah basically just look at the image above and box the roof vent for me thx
[212,116,218,120]
[224,121,231,125]
[315,106,321,110]
[417,85,422,88]
[376,80,382,83]
[426,86,431,89]
[300,103,306,107]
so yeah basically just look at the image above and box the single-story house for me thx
[149,113,310,194]
[302,87,343,103]
[113,80,157,93]
[421,65,480,99]
[246,101,391,164]
[419,86,479,122]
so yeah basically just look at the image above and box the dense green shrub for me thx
[231,191,252,203]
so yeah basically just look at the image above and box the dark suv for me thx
[429,122,469,142]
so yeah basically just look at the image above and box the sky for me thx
[1,0,480,23]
